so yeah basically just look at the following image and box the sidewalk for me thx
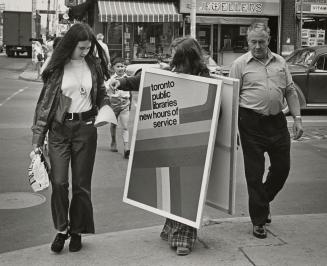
[19,63,42,82]
[0,213,326,266]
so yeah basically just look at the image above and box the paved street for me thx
[0,55,327,257]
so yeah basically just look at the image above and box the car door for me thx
[307,54,327,104]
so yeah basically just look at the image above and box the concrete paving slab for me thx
[1,214,326,266]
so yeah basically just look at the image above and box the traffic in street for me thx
[0,54,327,253]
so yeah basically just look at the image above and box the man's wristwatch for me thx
[294,115,302,120]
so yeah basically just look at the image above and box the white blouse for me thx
[61,59,92,113]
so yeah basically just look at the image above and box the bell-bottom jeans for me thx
[48,119,97,234]
[238,107,290,226]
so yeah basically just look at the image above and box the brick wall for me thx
[281,0,298,52]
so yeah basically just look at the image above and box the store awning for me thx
[98,1,183,23]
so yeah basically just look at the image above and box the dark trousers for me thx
[238,107,290,226]
[48,119,97,234]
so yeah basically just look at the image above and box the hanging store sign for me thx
[179,0,280,16]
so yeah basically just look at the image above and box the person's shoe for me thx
[253,225,267,239]
[124,150,130,159]
[266,212,272,225]
[176,246,191,256]
[69,233,82,252]
[51,233,69,253]
[110,142,118,152]
[160,231,168,241]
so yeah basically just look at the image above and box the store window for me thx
[106,23,123,59]
[301,18,327,47]
[220,25,248,53]
[132,23,178,62]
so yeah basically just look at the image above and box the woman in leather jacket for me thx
[31,23,110,253]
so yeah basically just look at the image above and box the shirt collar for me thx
[246,49,275,64]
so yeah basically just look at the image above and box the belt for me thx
[239,107,283,119]
[65,108,97,121]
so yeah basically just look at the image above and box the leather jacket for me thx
[31,57,110,146]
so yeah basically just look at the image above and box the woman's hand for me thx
[30,145,43,159]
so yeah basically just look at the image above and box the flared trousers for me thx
[48,119,97,234]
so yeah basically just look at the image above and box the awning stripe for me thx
[98,1,182,23]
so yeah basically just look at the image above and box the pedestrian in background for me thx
[95,33,111,68]
[109,36,210,256]
[105,57,131,158]
[41,36,63,75]
[229,22,303,239]
[32,40,44,80]
[31,23,110,253]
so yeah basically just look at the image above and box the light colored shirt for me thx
[229,50,296,115]
[61,59,92,113]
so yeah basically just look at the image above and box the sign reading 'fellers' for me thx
[123,68,222,229]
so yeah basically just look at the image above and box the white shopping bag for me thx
[28,153,50,192]
[94,105,117,127]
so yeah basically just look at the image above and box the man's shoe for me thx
[266,212,272,225]
[176,246,191,256]
[51,233,69,253]
[253,225,267,239]
[110,142,118,152]
[69,233,82,252]
[124,150,130,159]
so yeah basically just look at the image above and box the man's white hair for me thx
[247,22,270,36]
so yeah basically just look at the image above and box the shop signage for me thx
[311,5,327,12]
[296,0,327,14]
[123,68,223,228]
[199,2,263,13]
[179,0,280,16]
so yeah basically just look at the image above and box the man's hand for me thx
[292,117,304,140]
[108,79,120,94]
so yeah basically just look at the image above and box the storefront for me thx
[179,0,281,66]
[296,0,327,47]
[94,1,183,63]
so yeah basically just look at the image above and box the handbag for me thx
[28,152,50,192]
[54,91,72,123]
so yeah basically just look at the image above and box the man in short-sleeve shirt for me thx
[229,22,303,239]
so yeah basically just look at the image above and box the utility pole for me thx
[46,0,51,37]
[299,0,303,48]
[190,0,196,38]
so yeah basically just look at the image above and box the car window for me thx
[287,50,315,66]
[315,55,327,71]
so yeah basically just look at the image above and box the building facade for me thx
[93,0,182,63]
[179,0,281,66]
[280,0,327,56]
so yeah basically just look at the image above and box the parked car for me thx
[125,54,224,77]
[284,45,327,112]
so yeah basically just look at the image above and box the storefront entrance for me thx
[180,0,281,67]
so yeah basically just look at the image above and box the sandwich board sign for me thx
[123,68,222,229]
[206,75,240,215]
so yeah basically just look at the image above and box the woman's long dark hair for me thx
[170,37,209,76]
[42,23,110,82]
